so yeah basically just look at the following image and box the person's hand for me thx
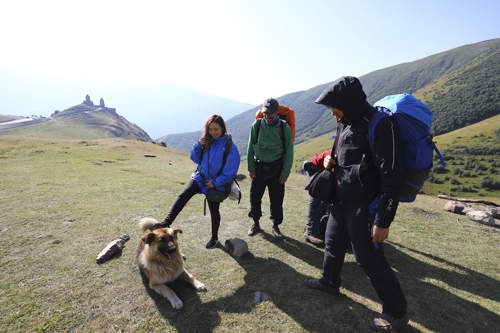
[279,175,288,184]
[248,171,256,180]
[204,180,214,188]
[324,155,336,169]
[371,225,389,243]
[199,137,207,145]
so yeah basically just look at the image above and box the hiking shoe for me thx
[205,238,219,249]
[370,313,409,332]
[303,232,325,246]
[248,223,261,236]
[272,226,284,240]
[304,278,339,295]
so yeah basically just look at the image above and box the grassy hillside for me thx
[362,39,500,135]
[161,38,500,156]
[422,113,500,198]
[0,115,17,123]
[2,117,119,140]
[1,133,499,332]
[0,104,153,142]
[53,104,152,141]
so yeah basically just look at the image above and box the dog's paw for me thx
[168,296,183,309]
[194,281,207,292]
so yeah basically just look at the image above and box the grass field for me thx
[1,134,499,333]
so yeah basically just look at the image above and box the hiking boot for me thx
[304,278,339,295]
[272,226,284,240]
[303,232,325,246]
[370,313,409,332]
[205,238,219,249]
[248,223,261,236]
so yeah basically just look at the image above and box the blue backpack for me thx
[370,93,446,202]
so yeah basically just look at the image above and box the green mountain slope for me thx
[362,38,500,135]
[161,38,500,156]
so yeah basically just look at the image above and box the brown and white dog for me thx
[136,217,206,309]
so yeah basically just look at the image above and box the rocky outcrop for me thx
[442,199,499,227]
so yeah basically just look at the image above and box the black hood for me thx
[315,76,368,125]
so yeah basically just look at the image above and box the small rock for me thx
[466,211,495,226]
[144,154,156,158]
[224,238,248,257]
[443,201,466,214]
[485,206,500,219]
[462,207,477,214]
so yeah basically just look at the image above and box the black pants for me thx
[249,171,284,226]
[321,200,407,318]
[164,180,221,239]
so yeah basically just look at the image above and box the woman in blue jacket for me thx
[153,115,240,249]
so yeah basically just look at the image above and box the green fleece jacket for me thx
[246,119,294,178]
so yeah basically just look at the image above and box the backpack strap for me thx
[432,141,446,166]
[217,135,232,177]
[367,111,390,169]
[255,118,262,144]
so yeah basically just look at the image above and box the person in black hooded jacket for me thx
[304,76,409,332]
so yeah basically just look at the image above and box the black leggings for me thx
[164,180,221,239]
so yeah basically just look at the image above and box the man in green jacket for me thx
[246,97,294,239]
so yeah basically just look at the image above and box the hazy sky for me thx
[1,0,499,106]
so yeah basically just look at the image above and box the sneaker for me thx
[304,278,339,295]
[205,238,219,249]
[370,313,409,332]
[248,223,261,236]
[304,232,325,246]
[272,226,284,240]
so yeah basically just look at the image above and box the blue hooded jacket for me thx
[190,134,240,195]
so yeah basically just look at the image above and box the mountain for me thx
[160,38,500,155]
[52,100,152,142]
[0,99,151,141]
[0,65,255,139]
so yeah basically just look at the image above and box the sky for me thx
[1,0,499,106]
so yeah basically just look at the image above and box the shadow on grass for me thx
[140,238,500,333]
[386,242,500,332]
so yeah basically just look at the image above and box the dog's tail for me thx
[139,217,159,232]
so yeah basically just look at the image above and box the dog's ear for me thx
[142,232,156,245]
[171,227,182,235]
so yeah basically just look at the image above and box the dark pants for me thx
[164,180,221,239]
[321,200,407,318]
[306,196,328,236]
[305,163,328,236]
[249,171,285,226]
